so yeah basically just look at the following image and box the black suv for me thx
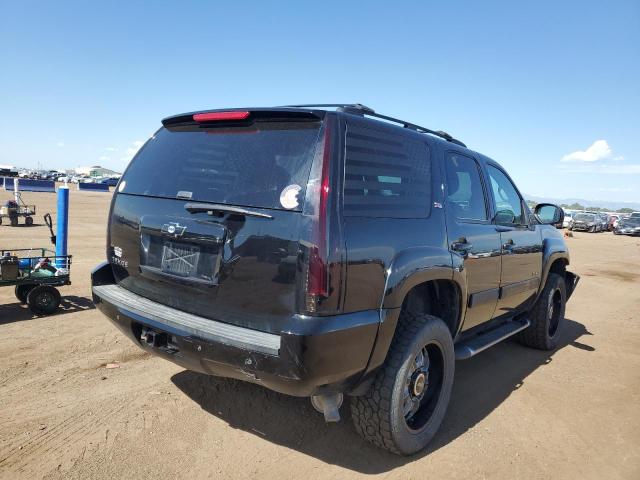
[92,104,579,455]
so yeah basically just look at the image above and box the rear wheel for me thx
[518,273,566,350]
[27,285,61,315]
[15,284,35,304]
[351,313,455,455]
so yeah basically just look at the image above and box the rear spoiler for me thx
[161,108,325,127]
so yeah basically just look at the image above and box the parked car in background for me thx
[614,217,640,236]
[630,212,640,219]
[599,213,609,232]
[571,212,599,232]
[99,177,120,187]
[562,211,574,229]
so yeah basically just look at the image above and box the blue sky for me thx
[1,1,638,203]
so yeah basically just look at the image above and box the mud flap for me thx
[565,271,580,300]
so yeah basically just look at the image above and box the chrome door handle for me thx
[452,237,473,252]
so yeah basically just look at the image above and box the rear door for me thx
[444,151,502,330]
[108,112,325,334]
[485,163,543,317]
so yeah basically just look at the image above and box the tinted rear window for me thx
[120,121,321,210]
[343,124,431,218]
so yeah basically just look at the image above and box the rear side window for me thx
[120,121,321,211]
[445,153,488,221]
[343,124,431,218]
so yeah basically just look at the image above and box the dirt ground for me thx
[0,189,639,480]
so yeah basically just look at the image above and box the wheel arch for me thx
[537,235,570,301]
[351,249,464,395]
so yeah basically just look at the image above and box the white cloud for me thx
[57,141,65,147]
[99,155,111,162]
[106,147,117,152]
[561,139,615,162]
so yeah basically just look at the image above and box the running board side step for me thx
[455,319,530,360]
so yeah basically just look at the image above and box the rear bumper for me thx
[91,262,383,397]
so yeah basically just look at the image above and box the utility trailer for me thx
[0,200,36,226]
[0,248,72,314]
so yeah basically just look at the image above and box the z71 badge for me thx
[111,246,128,267]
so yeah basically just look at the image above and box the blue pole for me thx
[56,186,69,265]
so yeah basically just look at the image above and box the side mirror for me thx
[494,209,516,225]
[534,203,564,228]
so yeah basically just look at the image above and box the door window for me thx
[487,165,525,225]
[445,153,487,221]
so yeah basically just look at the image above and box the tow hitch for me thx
[140,327,178,354]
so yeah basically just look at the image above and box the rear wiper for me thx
[184,202,273,219]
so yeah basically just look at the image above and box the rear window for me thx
[343,124,431,218]
[120,121,321,211]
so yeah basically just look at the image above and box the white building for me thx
[75,165,121,178]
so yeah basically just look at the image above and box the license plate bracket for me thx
[161,241,201,277]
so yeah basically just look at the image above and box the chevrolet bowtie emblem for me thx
[161,222,187,237]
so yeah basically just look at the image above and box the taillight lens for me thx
[303,119,332,310]
[193,111,250,122]
[308,127,331,297]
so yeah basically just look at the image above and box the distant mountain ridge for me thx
[524,194,640,211]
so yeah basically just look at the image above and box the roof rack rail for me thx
[281,104,466,148]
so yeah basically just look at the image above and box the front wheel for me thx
[518,273,566,350]
[25,216,33,226]
[351,313,455,455]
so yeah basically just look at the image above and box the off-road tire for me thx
[15,284,35,304]
[350,313,455,455]
[25,216,33,226]
[27,285,61,315]
[518,273,566,350]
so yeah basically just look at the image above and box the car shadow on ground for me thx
[171,318,593,473]
[0,295,95,325]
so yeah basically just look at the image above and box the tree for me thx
[617,207,634,213]
[567,202,585,210]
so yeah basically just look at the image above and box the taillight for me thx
[308,126,331,297]
[303,119,332,311]
[193,111,250,122]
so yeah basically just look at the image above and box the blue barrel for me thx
[18,258,32,269]
[56,186,69,264]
